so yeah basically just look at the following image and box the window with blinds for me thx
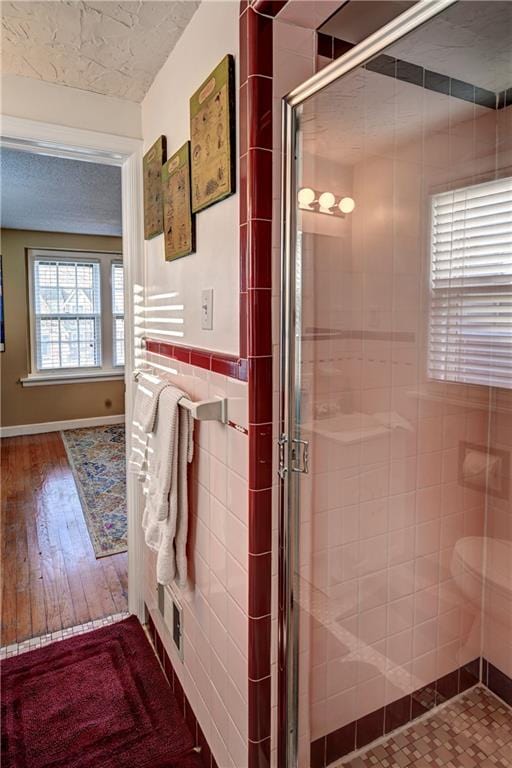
[33,258,102,370]
[112,262,125,366]
[429,176,512,390]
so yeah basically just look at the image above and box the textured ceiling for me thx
[0,1,200,102]
[1,149,122,236]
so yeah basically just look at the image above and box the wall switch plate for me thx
[201,288,213,330]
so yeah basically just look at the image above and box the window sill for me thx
[20,371,125,387]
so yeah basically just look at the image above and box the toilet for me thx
[452,537,512,630]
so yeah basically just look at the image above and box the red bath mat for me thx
[1,616,203,768]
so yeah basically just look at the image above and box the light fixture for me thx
[297,187,315,209]
[318,191,336,213]
[339,196,356,214]
[297,187,356,218]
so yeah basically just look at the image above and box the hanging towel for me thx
[142,386,194,586]
[129,374,168,479]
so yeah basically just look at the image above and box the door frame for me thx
[1,115,145,622]
[277,1,458,765]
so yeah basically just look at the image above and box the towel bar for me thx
[133,369,227,424]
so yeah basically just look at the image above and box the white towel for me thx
[142,385,194,586]
[128,375,168,479]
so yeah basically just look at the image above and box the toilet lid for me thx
[455,536,512,596]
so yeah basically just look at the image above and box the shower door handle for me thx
[291,439,309,474]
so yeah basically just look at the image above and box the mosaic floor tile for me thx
[0,612,129,659]
[339,688,512,768]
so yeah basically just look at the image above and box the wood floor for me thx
[1,432,128,646]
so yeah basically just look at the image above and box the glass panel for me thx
[289,3,512,765]
[33,258,101,370]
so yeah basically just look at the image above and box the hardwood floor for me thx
[1,432,128,646]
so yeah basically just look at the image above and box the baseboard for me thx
[0,414,125,437]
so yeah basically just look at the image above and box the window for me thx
[33,258,101,370]
[429,177,512,389]
[28,250,123,381]
[112,262,125,366]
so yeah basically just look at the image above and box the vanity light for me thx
[339,196,356,214]
[297,187,315,209]
[297,187,356,218]
[318,191,336,213]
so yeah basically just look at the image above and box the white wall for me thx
[1,74,142,139]
[141,0,239,356]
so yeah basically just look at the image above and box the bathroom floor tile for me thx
[338,687,512,767]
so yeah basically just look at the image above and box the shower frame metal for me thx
[277,2,459,766]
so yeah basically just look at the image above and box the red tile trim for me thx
[248,488,272,554]
[249,615,272,680]
[249,552,272,618]
[240,2,283,766]
[145,339,248,382]
[249,676,272,741]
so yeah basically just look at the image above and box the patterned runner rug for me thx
[61,424,127,558]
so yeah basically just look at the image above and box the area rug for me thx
[1,616,203,768]
[61,424,127,558]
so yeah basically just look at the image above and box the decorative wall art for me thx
[162,142,196,261]
[190,54,236,213]
[143,136,167,240]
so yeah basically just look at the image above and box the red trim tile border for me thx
[145,339,248,382]
[310,659,481,768]
[240,2,285,766]
[146,611,213,768]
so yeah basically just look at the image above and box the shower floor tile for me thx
[338,687,512,768]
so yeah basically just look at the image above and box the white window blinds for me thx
[429,177,512,389]
[33,258,102,370]
[111,262,125,366]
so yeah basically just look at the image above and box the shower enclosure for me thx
[278,2,512,766]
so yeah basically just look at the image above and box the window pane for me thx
[112,263,124,315]
[61,341,79,368]
[39,342,61,369]
[79,342,96,367]
[77,288,94,314]
[60,318,78,342]
[33,257,102,371]
[114,316,125,366]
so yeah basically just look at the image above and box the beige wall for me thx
[0,228,125,428]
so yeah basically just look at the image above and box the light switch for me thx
[201,288,213,330]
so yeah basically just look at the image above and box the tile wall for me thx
[143,350,250,768]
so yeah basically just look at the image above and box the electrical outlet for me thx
[201,288,213,330]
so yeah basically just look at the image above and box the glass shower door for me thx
[280,2,512,766]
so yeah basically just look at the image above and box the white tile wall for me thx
[143,352,249,768]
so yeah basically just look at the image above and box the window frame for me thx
[427,173,512,390]
[26,248,124,383]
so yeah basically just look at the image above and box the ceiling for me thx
[300,0,511,166]
[1,149,122,236]
[0,1,200,102]
[388,1,512,94]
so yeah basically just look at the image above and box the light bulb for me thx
[339,196,356,214]
[297,187,315,208]
[318,191,335,211]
